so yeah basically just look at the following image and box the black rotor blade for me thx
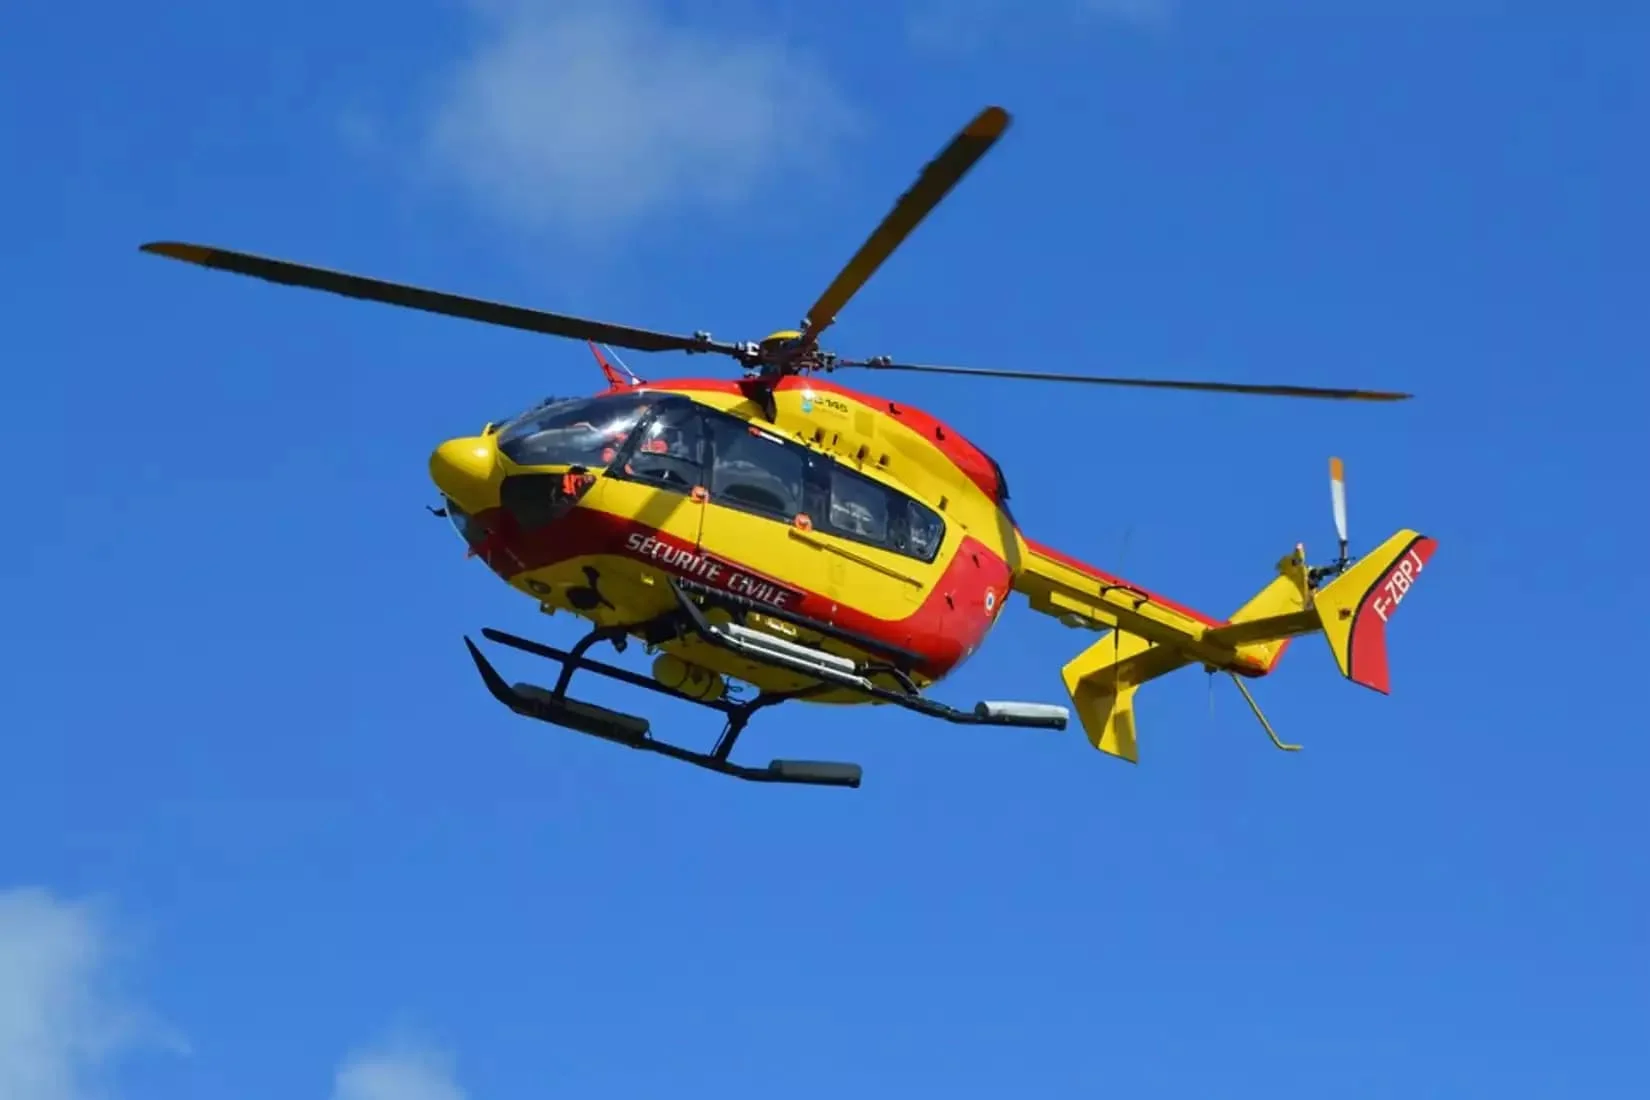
[798,106,1011,347]
[835,360,1413,401]
[139,242,741,357]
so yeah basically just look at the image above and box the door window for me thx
[706,415,808,520]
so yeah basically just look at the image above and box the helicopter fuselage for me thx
[429,375,1023,703]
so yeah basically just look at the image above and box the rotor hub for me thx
[736,329,839,379]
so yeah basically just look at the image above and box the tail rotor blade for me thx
[1329,456,1349,557]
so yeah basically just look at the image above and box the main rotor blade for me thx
[140,242,739,357]
[798,106,1011,347]
[834,360,1413,401]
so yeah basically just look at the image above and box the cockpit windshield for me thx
[495,392,656,469]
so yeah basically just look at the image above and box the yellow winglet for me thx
[1055,550,1316,763]
[1060,631,1159,763]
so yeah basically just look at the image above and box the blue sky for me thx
[4,1,1647,1097]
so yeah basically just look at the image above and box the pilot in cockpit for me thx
[624,416,701,488]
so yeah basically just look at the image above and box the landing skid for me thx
[463,581,1071,789]
[466,629,857,787]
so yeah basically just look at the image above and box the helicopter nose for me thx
[429,435,502,515]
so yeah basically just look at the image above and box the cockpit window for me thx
[496,393,655,469]
[620,400,705,490]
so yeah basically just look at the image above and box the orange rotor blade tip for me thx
[141,241,212,264]
[1330,456,1345,483]
[968,106,1012,137]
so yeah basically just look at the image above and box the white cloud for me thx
[0,888,469,1100]
[333,1040,467,1100]
[0,887,177,1100]
[424,0,854,236]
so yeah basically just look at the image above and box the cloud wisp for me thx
[332,1038,468,1100]
[0,886,181,1100]
[0,885,475,1100]
[423,0,854,238]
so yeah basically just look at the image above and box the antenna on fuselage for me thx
[589,341,644,388]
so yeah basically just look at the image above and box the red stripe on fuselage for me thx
[474,502,1010,679]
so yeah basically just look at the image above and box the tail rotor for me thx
[1309,456,1354,589]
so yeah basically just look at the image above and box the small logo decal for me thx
[984,588,997,613]
[800,389,850,417]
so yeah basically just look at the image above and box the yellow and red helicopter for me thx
[140,105,1436,789]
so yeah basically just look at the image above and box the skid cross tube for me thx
[462,582,1069,790]
[467,628,862,788]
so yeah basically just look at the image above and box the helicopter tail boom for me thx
[1016,528,1436,762]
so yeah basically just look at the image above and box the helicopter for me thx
[140,105,1437,790]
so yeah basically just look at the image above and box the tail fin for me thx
[1049,531,1436,763]
[1311,529,1438,694]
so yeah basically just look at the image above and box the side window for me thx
[826,466,891,543]
[819,460,946,563]
[902,499,945,562]
[620,402,705,492]
[706,414,807,519]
